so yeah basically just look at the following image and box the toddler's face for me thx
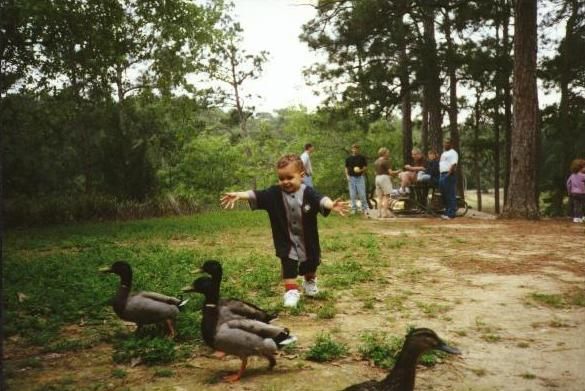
[278,163,304,193]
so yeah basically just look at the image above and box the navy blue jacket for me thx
[251,186,330,261]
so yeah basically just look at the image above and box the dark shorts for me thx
[280,258,320,279]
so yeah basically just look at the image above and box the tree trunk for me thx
[443,10,464,197]
[502,2,512,207]
[503,0,539,219]
[421,93,429,153]
[398,3,412,165]
[422,5,443,154]
[550,0,578,215]
[474,91,482,211]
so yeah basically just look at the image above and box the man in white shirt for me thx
[439,138,459,220]
[300,143,315,187]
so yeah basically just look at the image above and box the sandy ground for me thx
[5,217,585,391]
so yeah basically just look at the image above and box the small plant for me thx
[305,333,348,362]
[530,293,565,308]
[517,342,530,348]
[153,368,174,377]
[18,357,43,369]
[316,303,337,319]
[471,368,487,377]
[112,336,177,365]
[358,331,401,369]
[111,368,128,378]
[520,372,536,379]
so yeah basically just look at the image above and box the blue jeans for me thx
[303,175,313,187]
[439,173,457,218]
[348,176,368,212]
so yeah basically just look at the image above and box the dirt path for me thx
[6,218,585,390]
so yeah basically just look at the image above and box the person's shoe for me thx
[363,210,370,218]
[283,289,300,307]
[302,279,319,297]
[573,217,583,223]
[440,215,452,220]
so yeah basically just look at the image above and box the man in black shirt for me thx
[344,144,369,216]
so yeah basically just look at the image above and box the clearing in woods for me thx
[4,213,584,390]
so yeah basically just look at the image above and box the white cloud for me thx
[232,0,324,113]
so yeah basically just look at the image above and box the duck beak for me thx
[437,342,461,355]
[181,284,195,293]
[99,266,113,273]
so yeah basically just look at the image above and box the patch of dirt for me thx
[5,218,585,390]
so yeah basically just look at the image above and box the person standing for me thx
[345,144,369,216]
[439,139,459,220]
[567,158,585,223]
[300,143,315,187]
[220,154,349,308]
[374,147,399,218]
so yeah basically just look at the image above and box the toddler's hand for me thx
[331,198,350,216]
[220,193,240,209]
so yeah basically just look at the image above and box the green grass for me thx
[357,328,449,369]
[305,333,349,362]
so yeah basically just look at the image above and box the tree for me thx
[207,16,268,138]
[503,0,539,218]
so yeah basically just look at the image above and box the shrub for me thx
[305,333,348,362]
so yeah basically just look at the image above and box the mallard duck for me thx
[100,261,188,338]
[182,276,297,382]
[200,260,277,323]
[342,328,461,391]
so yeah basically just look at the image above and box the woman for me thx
[374,147,400,218]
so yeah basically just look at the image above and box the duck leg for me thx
[223,357,247,383]
[165,319,176,338]
[265,354,276,370]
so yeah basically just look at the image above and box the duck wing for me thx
[121,293,180,324]
[213,319,286,359]
[219,298,277,323]
[139,291,183,306]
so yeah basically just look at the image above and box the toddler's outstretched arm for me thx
[323,197,350,216]
[220,191,251,209]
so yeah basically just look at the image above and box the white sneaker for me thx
[302,279,319,297]
[441,215,452,220]
[283,289,300,307]
[573,217,583,223]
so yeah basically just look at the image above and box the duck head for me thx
[99,261,132,287]
[182,276,215,295]
[405,328,461,355]
[200,260,222,281]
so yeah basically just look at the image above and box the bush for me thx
[305,333,349,362]
[4,193,201,227]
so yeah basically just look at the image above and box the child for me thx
[221,154,349,307]
[567,158,585,223]
[374,147,400,218]
[417,150,440,188]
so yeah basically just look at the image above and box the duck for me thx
[200,260,277,323]
[182,276,297,382]
[341,328,461,391]
[100,261,188,338]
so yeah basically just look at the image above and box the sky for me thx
[231,0,563,114]
[231,0,322,113]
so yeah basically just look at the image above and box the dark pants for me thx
[570,194,585,219]
[280,258,320,279]
[439,172,457,218]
